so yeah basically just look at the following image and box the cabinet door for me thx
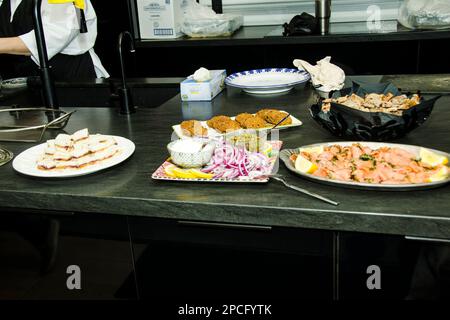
[339,232,420,299]
[0,212,136,299]
[129,217,333,300]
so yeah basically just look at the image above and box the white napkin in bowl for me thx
[193,67,212,82]
[293,56,345,91]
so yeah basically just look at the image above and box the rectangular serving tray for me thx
[172,112,302,139]
[152,140,283,183]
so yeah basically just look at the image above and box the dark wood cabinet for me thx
[0,212,136,299]
[129,217,334,300]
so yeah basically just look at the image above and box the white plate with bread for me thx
[13,129,135,178]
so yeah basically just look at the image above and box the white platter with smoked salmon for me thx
[280,142,449,190]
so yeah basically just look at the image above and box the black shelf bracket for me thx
[32,0,58,110]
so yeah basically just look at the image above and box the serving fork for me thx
[270,173,339,206]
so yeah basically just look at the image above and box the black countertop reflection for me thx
[0,75,449,239]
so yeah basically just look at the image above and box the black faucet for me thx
[117,31,136,115]
[32,0,58,110]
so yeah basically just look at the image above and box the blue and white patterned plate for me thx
[225,68,310,94]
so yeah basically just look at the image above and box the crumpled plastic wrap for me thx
[398,0,450,30]
[310,82,441,141]
[293,56,345,92]
[181,0,243,38]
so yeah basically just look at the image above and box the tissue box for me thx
[136,0,185,39]
[180,70,226,101]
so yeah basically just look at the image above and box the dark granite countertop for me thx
[0,76,449,239]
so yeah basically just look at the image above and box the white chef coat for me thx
[2,0,109,78]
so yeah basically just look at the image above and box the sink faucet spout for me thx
[117,31,136,115]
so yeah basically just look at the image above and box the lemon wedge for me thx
[420,148,449,167]
[188,169,214,179]
[164,164,177,178]
[165,165,211,179]
[428,166,449,183]
[299,146,324,155]
[171,167,197,179]
[295,155,318,174]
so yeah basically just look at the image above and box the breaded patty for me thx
[265,110,292,125]
[180,120,208,137]
[206,115,231,128]
[235,113,253,126]
[206,115,241,133]
[257,109,292,126]
[256,109,277,119]
[243,116,270,129]
[214,119,241,133]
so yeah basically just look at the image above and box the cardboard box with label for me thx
[136,0,185,39]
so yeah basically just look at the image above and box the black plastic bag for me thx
[283,13,318,36]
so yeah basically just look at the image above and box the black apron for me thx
[0,0,96,80]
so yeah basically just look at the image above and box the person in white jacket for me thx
[0,0,109,80]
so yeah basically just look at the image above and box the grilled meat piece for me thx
[321,93,422,115]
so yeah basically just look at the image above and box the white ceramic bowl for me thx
[167,140,216,168]
[314,84,345,99]
[315,87,331,99]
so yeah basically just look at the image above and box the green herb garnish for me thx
[360,154,374,161]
